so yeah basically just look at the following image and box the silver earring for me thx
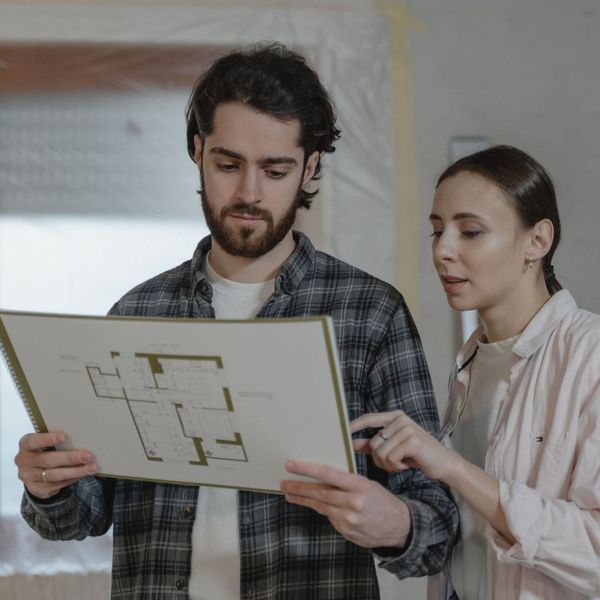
[523,257,534,273]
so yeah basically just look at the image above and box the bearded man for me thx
[16,42,458,600]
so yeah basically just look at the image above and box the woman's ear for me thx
[528,218,554,261]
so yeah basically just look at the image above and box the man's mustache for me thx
[223,204,272,220]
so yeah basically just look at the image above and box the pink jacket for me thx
[429,290,600,599]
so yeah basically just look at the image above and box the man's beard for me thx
[199,180,301,259]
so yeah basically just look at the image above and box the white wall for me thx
[405,0,600,407]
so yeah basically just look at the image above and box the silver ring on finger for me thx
[41,469,48,484]
[378,431,389,441]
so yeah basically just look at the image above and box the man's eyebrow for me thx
[209,147,244,161]
[259,156,298,167]
[429,212,485,221]
[208,147,298,167]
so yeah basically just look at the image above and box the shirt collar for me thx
[456,289,577,369]
[189,230,316,298]
[512,289,577,358]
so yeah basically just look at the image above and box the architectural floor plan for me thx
[86,352,247,466]
[1,311,354,491]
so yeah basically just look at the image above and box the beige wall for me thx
[405,0,600,409]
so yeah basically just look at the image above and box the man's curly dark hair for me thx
[186,42,341,209]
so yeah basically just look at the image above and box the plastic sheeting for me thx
[0,0,414,577]
[0,0,406,284]
[0,515,112,576]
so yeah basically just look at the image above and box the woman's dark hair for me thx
[186,41,341,209]
[437,145,562,295]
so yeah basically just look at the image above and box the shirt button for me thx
[182,506,193,519]
[175,578,185,590]
[281,279,293,295]
[244,516,252,525]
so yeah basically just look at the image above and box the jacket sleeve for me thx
[364,298,459,578]
[21,476,115,541]
[486,387,600,596]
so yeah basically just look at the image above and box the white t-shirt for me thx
[448,335,518,600]
[188,253,275,600]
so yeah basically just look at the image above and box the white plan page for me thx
[0,311,355,493]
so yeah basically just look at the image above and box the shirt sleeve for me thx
[486,400,600,596]
[21,476,114,541]
[365,297,459,578]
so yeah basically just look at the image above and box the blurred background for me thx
[1,1,598,598]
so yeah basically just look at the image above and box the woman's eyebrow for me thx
[429,212,484,221]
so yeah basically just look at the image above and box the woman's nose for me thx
[432,232,457,264]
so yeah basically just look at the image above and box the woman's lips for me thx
[441,276,468,294]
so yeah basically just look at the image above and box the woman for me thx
[352,145,600,600]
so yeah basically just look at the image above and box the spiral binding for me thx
[0,331,43,432]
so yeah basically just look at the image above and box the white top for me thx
[202,254,276,321]
[449,335,517,600]
[188,252,275,600]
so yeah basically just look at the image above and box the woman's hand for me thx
[352,411,517,545]
[351,410,460,483]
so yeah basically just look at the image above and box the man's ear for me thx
[302,151,320,186]
[528,218,554,261]
[193,134,203,165]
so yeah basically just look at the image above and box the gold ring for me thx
[378,431,389,441]
[41,470,48,484]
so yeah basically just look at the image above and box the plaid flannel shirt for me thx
[22,232,458,599]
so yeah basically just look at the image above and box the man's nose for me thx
[235,169,261,204]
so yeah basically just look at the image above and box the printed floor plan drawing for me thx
[85,352,247,466]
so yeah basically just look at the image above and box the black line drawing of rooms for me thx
[86,352,247,466]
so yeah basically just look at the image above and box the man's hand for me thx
[281,461,411,549]
[15,432,98,500]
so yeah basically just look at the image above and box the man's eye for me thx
[266,170,286,179]
[462,231,482,238]
[217,163,237,172]
[430,231,442,239]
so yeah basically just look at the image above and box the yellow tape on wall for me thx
[371,0,423,316]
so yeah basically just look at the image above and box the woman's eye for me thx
[462,231,482,238]
[430,231,442,239]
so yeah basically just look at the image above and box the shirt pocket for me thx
[530,430,570,494]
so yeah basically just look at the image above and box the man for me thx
[16,42,458,599]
